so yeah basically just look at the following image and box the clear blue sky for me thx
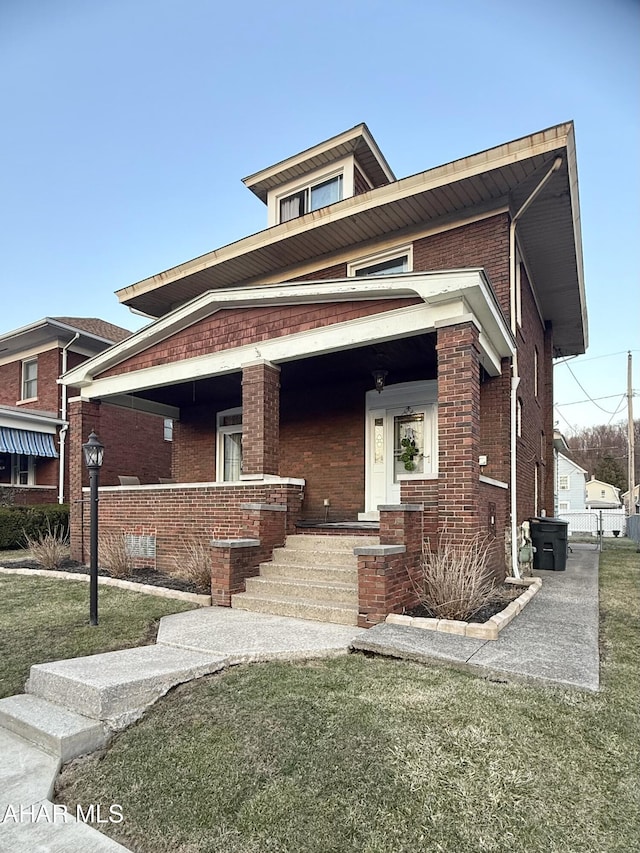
[1,0,638,430]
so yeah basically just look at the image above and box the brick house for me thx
[61,122,587,626]
[0,317,171,507]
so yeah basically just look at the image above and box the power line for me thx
[562,361,626,415]
[555,349,640,366]
[556,392,626,407]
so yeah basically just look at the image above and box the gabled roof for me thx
[51,317,132,342]
[0,317,132,362]
[557,452,588,475]
[242,123,395,203]
[115,123,587,358]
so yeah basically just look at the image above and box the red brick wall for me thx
[479,480,509,578]
[0,347,61,413]
[68,398,172,559]
[172,407,217,483]
[242,362,280,476]
[79,481,303,573]
[280,377,367,520]
[97,299,417,379]
[479,359,511,485]
[436,322,481,535]
[515,266,553,522]
[413,214,511,318]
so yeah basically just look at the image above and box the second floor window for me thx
[280,174,343,222]
[22,359,37,400]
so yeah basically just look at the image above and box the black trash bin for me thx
[529,517,569,571]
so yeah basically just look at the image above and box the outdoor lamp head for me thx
[82,431,104,469]
[372,369,388,393]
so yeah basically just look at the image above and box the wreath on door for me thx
[400,437,420,471]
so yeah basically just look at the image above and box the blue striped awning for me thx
[0,427,58,458]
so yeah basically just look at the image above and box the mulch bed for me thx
[0,558,208,596]
[406,584,522,623]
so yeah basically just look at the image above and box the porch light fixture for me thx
[372,369,388,393]
[82,431,104,626]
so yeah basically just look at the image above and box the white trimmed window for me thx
[21,359,38,400]
[11,453,35,485]
[279,173,343,223]
[348,245,413,277]
[163,418,174,441]
[559,474,570,490]
[558,501,570,512]
[216,408,243,482]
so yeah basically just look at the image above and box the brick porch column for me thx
[68,398,102,562]
[436,322,481,536]
[241,360,280,477]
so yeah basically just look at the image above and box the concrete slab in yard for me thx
[26,645,226,730]
[0,729,60,810]
[157,606,366,664]
[351,622,486,668]
[0,694,108,763]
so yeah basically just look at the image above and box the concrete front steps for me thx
[231,533,379,626]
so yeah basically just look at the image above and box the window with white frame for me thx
[216,408,243,482]
[11,453,35,485]
[163,418,174,441]
[279,173,343,223]
[558,501,570,512]
[348,245,413,278]
[21,359,38,400]
[559,474,570,490]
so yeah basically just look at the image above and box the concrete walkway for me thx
[353,543,600,692]
[0,545,599,852]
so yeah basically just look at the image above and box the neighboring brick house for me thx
[0,317,171,507]
[62,122,587,625]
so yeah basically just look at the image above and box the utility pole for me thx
[628,351,635,514]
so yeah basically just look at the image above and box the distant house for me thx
[621,484,639,515]
[0,317,171,507]
[585,476,621,510]
[556,453,587,513]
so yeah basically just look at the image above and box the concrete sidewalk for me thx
[0,545,599,852]
[352,543,600,691]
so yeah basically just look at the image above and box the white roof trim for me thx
[0,406,62,433]
[118,123,575,307]
[61,270,514,399]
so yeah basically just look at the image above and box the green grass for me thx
[46,541,640,850]
[0,575,197,699]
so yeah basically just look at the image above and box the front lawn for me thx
[0,575,197,699]
[53,539,640,853]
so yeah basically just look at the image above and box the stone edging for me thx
[385,576,542,640]
[0,566,211,606]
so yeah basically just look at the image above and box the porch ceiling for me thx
[115,123,586,356]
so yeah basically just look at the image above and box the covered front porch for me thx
[64,270,515,624]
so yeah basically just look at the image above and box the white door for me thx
[363,381,437,516]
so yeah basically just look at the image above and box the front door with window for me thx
[364,381,437,516]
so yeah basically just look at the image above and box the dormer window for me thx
[279,173,343,223]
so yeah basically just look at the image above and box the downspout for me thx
[58,333,80,504]
[509,156,563,577]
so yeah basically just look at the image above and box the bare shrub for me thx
[414,532,510,621]
[99,532,132,578]
[172,539,211,590]
[24,524,69,569]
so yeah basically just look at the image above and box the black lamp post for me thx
[82,431,104,626]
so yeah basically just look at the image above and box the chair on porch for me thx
[118,475,141,486]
